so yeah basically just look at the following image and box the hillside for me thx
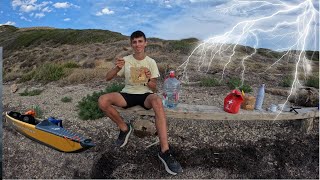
[1,25,319,88]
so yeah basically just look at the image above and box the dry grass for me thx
[157,62,172,78]
[94,60,114,69]
[59,68,110,85]
[3,71,23,82]
[265,88,289,96]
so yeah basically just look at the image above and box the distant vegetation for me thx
[17,62,79,83]
[1,25,318,89]
[257,48,283,59]
[279,74,318,89]
[34,63,66,83]
[19,88,43,96]
[305,51,319,61]
[306,75,319,89]
[280,75,294,87]
[289,50,319,61]
[61,96,73,103]
[167,38,199,54]
[0,25,127,50]
[18,71,36,83]
[62,61,81,68]
[200,77,221,87]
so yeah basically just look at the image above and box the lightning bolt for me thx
[177,0,319,119]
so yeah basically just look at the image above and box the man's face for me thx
[131,36,147,53]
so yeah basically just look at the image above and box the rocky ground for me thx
[2,81,319,179]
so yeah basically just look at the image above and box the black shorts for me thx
[120,92,153,110]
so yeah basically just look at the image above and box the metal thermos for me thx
[254,84,265,110]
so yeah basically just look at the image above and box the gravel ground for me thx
[2,82,319,179]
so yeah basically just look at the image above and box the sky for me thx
[0,0,319,51]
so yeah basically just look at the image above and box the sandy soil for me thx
[2,81,319,179]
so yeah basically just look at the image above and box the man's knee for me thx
[150,95,163,107]
[98,94,111,109]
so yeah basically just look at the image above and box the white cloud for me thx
[1,11,3,14]
[0,21,16,26]
[64,18,71,21]
[12,0,53,18]
[42,6,52,12]
[20,4,37,12]
[164,1,172,8]
[96,7,114,16]
[96,12,103,16]
[53,2,79,9]
[35,13,45,18]
[34,1,52,10]
[12,0,24,9]
[12,0,42,12]
[20,16,32,22]
[53,2,71,8]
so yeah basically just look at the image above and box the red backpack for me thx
[224,90,244,114]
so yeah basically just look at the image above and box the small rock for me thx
[290,87,319,107]
[132,119,157,138]
[10,84,18,93]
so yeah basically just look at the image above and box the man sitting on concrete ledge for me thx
[98,30,183,175]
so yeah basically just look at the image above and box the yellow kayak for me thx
[5,111,95,153]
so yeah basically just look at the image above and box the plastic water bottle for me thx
[254,84,265,110]
[163,71,181,108]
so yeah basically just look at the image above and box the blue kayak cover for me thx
[36,119,86,142]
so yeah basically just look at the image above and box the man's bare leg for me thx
[144,94,183,175]
[144,94,169,153]
[98,92,128,132]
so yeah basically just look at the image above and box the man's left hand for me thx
[144,68,152,79]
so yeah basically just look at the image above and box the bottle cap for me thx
[169,71,175,78]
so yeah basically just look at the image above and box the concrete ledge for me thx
[115,103,319,121]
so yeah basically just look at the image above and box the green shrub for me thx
[200,77,221,87]
[227,77,242,89]
[146,44,163,51]
[77,83,125,120]
[17,62,76,83]
[34,63,65,83]
[19,88,43,96]
[167,38,198,54]
[305,51,319,61]
[227,77,252,93]
[104,83,126,93]
[239,84,253,93]
[62,61,80,68]
[61,96,72,103]
[280,75,293,87]
[257,48,282,59]
[32,105,43,118]
[305,75,319,89]
[18,70,36,83]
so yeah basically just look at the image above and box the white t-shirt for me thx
[117,55,160,94]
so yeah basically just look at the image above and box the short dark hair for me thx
[130,30,146,42]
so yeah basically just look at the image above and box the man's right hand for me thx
[115,57,125,69]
